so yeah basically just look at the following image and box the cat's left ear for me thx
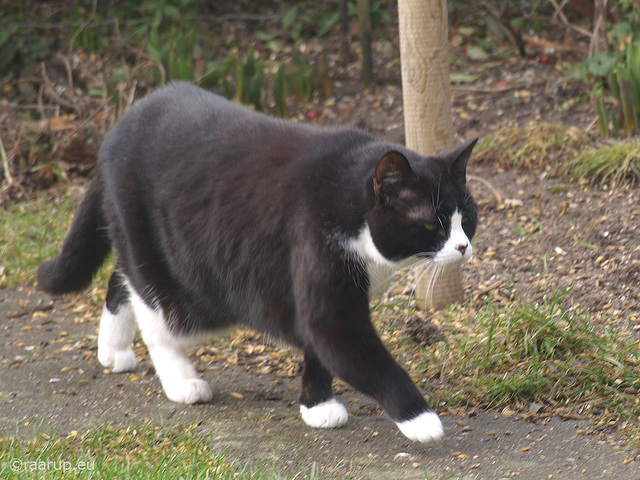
[447,137,478,184]
[374,151,414,198]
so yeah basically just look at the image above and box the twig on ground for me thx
[0,101,59,111]
[59,98,111,146]
[39,62,77,113]
[0,135,14,185]
[524,38,578,52]
[588,0,609,57]
[472,279,507,301]
[468,174,504,205]
[548,0,593,38]
[480,1,526,56]
[1,14,280,32]
[453,80,547,97]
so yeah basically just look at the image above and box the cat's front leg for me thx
[297,288,443,442]
[299,350,348,428]
[308,318,444,442]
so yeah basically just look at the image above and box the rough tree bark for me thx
[397,0,464,310]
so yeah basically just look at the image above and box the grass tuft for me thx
[473,124,639,188]
[473,123,589,171]
[429,291,640,427]
[378,290,640,444]
[563,138,640,187]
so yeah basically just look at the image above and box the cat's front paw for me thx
[396,411,444,443]
[164,378,213,404]
[300,398,348,428]
[98,347,137,373]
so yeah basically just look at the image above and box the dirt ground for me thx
[1,286,638,479]
[0,288,640,480]
[2,12,640,478]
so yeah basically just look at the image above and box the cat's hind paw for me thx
[300,399,348,428]
[164,378,213,404]
[396,411,444,443]
[98,347,138,373]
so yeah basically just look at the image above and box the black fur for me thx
[37,176,111,294]
[38,82,477,424]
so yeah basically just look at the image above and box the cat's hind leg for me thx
[125,281,213,404]
[299,351,348,428]
[97,270,138,373]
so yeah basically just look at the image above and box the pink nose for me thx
[457,244,468,255]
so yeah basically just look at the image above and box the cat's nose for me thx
[456,244,468,255]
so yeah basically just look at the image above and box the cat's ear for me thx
[447,137,477,184]
[374,151,414,198]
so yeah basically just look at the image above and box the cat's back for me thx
[101,82,280,151]
[100,83,355,186]
[98,82,378,235]
[99,82,373,181]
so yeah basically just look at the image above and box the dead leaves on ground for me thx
[194,329,300,379]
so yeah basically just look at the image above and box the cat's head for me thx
[363,139,478,268]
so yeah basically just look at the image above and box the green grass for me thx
[0,422,289,479]
[372,289,640,445]
[0,194,77,287]
[392,290,640,443]
[0,191,112,293]
[564,138,640,186]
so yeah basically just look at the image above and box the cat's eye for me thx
[461,216,469,224]
[424,223,438,231]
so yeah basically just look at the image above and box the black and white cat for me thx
[38,82,477,443]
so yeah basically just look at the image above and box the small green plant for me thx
[200,58,235,98]
[585,23,640,137]
[272,63,289,118]
[146,23,197,83]
[196,50,329,117]
[288,53,315,104]
[235,49,267,112]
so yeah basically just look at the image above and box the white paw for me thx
[396,411,444,443]
[300,398,348,428]
[98,347,137,373]
[164,378,213,404]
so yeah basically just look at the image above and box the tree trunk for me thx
[397,0,463,310]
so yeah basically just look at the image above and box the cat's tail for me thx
[37,175,112,294]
